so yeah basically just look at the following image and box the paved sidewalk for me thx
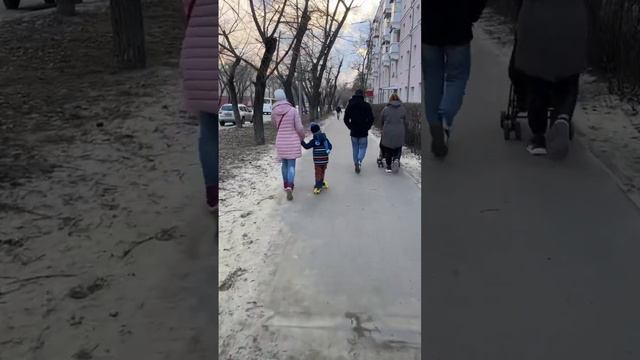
[422,29,640,360]
[254,118,422,359]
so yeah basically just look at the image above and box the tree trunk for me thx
[252,36,278,145]
[225,59,243,128]
[284,1,311,104]
[57,0,76,16]
[110,0,146,69]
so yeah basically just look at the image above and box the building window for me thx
[411,87,415,98]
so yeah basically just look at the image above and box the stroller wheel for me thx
[514,121,522,141]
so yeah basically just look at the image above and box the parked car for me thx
[262,103,272,115]
[4,0,56,10]
[218,104,253,126]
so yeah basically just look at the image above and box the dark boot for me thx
[206,185,218,212]
[430,123,448,158]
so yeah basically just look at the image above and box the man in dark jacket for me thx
[423,0,487,158]
[344,89,374,173]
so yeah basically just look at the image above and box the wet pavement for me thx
[257,117,421,359]
[422,30,640,359]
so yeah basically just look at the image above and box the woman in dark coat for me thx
[514,0,588,158]
[380,93,407,173]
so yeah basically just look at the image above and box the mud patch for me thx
[219,267,247,292]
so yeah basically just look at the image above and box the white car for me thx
[262,103,272,115]
[218,104,253,126]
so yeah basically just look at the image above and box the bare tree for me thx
[278,0,311,105]
[220,0,296,144]
[220,58,245,127]
[303,0,354,119]
[110,0,146,69]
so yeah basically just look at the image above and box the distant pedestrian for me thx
[273,89,305,201]
[423,0,487,158]
[180,0,219,212]
[514,0,587,159]
[379,93,406,173]
[336,105,342,120]
[344,89,374,173]
[301,122,333,194]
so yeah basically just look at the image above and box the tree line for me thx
[219,0,357,145]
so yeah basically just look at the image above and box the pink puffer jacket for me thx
[273,101,305,160]
[180,0,218,114]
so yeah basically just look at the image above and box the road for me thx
[255,117,421,359]
[422,30,640,359]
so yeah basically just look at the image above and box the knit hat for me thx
[274,89,286,101]
[310,122,320,133]
[354,89,364,96]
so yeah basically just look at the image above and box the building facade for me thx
[367,0,421,104]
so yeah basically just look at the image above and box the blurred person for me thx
[180,0,219,211]
[273,89,306,201]
[423,0,487,158]
[379,93,407,173]
[301,122,333,194]
[343,89,374,173]
[514,0,588,158]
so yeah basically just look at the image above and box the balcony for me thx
[382,53,390,67]
[390,2,402,29]
[383,0,392,18]
[389,42,400,61]
[382,32,390,44]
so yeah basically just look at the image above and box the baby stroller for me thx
[376,146,402,172]
[500,38,575,141]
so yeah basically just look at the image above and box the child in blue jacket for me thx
[301,123,333,194]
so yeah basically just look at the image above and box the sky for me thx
[335,0,379,84]
[220,0,379,86]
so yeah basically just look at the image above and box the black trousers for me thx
[526,74,580,136]
[380,144,402,167]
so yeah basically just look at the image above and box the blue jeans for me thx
[281,159,296,188]
[423,44,471,127]
[199,112,218,186]
[351,136,368,165]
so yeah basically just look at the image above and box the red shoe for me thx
[206,185,218,213]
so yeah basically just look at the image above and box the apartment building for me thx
[367,0,421,104]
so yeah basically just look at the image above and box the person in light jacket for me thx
[180,0,218,212]
[380,93,407,173]
[273,89,305,201]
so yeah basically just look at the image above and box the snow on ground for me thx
[477,11,640,208]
